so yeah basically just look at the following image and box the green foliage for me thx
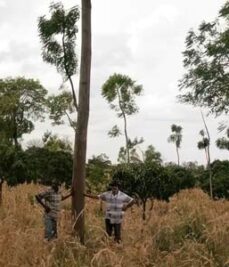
[86,154,111,192]
[38,2,79,129]
[102,73,143,163]
[102,73,143,116]
[168,124,183,165]
[42,131,72,153]
[198,160,229,199]
[163,164,196,200]
[112,163,196,219]
[0,77,47,146]
[144,145,162,164]
[108,125,121,138]
[168,124,183,148]
[178,1,229,115]
[197,129,209,158]
[216,128,229,150]
[47,91,76,129]
[38,2,79,79]
[24,146,72,187]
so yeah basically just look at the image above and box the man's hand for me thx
[122,204,128,211]
[45,206,51,213]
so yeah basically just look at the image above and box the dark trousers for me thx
[105,219,121,242]
[44,214,57,241]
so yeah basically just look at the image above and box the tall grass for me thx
[0,184,228,266]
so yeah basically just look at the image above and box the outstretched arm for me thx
[84,192,100,200]
[62,190,73,201]
[35,195,50,213]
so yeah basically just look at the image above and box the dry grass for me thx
[0,184,228,267]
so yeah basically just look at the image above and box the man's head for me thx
[51,181,60,193]
[109,180,120,195]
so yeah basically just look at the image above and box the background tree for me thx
[102,73,143,164]
[144,145,162,164]
[38,2,79,129]
[47,91,77,130]
[197,129,209,163]
[178,1,229,116]
[87,154,111,192]
[0,77,47,147]
[42,131,72,153]
[168,124,183,165]
[118,137,144,163]
[216,128,229,151]
[112,162,196,220]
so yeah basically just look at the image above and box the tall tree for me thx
[72,0,92,243]
[0,77,47,146]
[168,124,182,166]
[102,74,143,163]
[38,2,80,129]
[178,1,229,116]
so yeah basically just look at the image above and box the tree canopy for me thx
[0,77,47,146]
[178,1,229,115]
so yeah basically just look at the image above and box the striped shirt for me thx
[99,191,133,224]
[37,188,62,219]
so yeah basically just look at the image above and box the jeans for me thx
[44,214,57,241]
[105,219,121,242]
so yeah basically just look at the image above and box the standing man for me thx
[35,181,72,241]
[84,181,134,243]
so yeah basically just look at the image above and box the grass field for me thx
[0,184,228,267]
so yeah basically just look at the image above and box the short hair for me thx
[109,180,120,187]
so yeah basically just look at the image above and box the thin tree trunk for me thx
[72,0,91,244]
[123,113,129,163]
[142,201,146,220]
[204,147,208,164]
[201,110,213,198]
[176,146,180,166]
[117,88,130,164]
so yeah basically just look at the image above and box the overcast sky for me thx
[0,0,228,164]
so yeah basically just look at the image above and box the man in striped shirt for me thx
[85,181,134,243]
[36,182,71,241]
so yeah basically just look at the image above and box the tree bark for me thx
[72,0,91,244]
[142,201,146,220]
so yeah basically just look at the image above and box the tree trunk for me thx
[117,88,130,164]
[201,111,213,198]
[123,113,130,164]
[142,201,146,220]
[72,0,91,244]
[176,146,180,166]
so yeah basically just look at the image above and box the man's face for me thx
[111,186,119,195]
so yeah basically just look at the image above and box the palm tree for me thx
[197,129,210,164]
[168,124,183,165]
